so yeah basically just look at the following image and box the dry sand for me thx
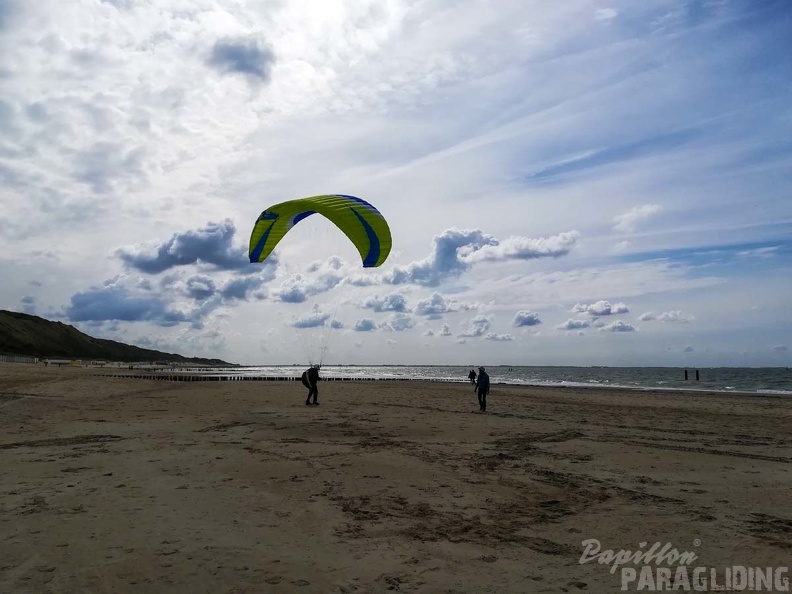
[0,363,790,593]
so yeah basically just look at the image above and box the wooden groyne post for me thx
[684,369,700,381]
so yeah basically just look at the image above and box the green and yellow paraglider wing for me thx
[248,194,391,267]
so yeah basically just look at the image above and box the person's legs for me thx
[309,386,318,404]
[477,391,483,411]
[479,390,486,412]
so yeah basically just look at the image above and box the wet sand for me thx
[1,364,790,593]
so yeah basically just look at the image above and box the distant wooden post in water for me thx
[684,369,700,381]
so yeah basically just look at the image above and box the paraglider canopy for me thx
[248,194,391,268]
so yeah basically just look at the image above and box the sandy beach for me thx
[1,363,790,593]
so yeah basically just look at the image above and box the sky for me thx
[1,0,790,367]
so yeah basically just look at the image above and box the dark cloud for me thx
[684,345,695,352]
[20,295,36,314]
[772,344,787,352]
[65,287,189,327]
[220,274,269,301]
[513,311,542,327]
[208,38,276,82]
[118,220,249,273]
[354,318,377,332]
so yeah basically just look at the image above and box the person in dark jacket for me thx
[468,368,477,385]
[475,366,490,412]
[301,365,320,405]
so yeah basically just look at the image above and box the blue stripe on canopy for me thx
[350,206,380,267]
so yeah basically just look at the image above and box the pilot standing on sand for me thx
[475,366,490,412]
[301,365,320,406]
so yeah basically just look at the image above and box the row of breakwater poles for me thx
[684,369,700,381]
[94,374,457,382]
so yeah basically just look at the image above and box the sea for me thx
[174,365,792,395]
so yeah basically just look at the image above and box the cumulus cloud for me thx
[117,220,249,273]
[684,345,694,352]
[275,257,347,303]
[485,333,514,341]
[415,292,453,318]
[220,273,270,301]
[458,314,493,338]
[382,229,496,286]
[600,320,637,332]
[380,313,414,332]
[354,318,377,332]
[772,344,787,352]
[361,292,409,313]
[330,319,344,329]
[370,228,577,287]
[556,319,590,330]
[640,310,692,323]
[165,268,271,304]
[413,292,478,318]
[185,275,216,301]
[572,300,629,316]
[513,311,541,327]
[439,323,452,337]
[207,38,276,82]
[613,204,662,233]
[423,329,435,337]
[657,310,692,323]
[460,231,579,264]
[292,305,331,329]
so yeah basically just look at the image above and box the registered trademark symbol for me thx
[693,539,701,547]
